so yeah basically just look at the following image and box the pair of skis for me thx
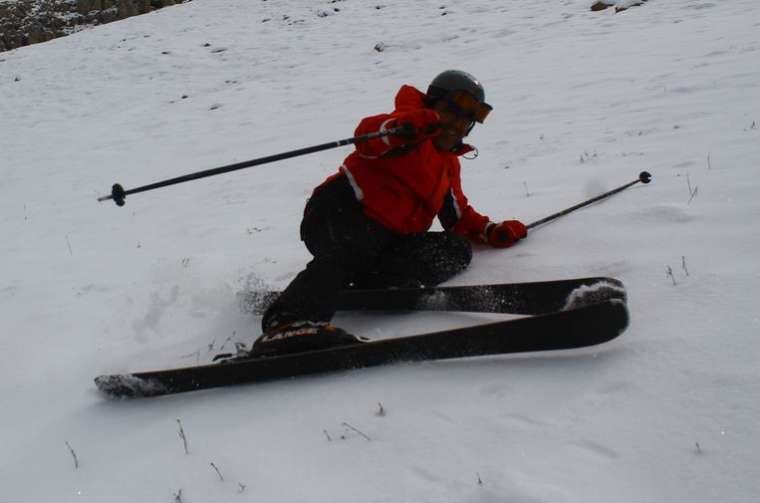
[95,276,629,398]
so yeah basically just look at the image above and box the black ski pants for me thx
[261,174,472,331]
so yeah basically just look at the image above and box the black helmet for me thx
[427,70,487,104]
[426,70,492,124]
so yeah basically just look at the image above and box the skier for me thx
[252,70,528,356]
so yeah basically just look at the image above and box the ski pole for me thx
[526,171,652,230]
[97,127,406,207]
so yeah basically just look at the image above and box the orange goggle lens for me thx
[445,90,492,123]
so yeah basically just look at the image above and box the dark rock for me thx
[590,1,613,11]
[591,0,649,13]
[615,1,648,13]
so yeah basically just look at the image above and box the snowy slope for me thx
[1,0,759,501]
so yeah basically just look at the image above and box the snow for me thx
[1,0,759,501]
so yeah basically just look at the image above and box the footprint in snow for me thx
[574,439,620,460]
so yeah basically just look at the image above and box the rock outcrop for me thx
[1,0,189,52]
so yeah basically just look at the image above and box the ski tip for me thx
[566,299,630,348]
[612,298,630,334]
[562,280,627,311]
[95,374,168,399]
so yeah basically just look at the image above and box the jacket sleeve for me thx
[438,162,492,243]
[353,112,406,158]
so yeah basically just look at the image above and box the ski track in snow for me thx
[1,0,760,502]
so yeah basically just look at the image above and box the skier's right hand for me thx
[389,109,441,145]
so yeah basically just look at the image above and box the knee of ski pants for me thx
[441,232,473,272]
[430,232,472,281]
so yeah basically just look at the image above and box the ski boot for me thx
[248,321,366,358]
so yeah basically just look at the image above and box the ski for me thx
[95,298,629,399]
[241,276,626,316]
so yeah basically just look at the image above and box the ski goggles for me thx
[443,90,492,124]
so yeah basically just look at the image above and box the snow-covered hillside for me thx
[1,1,759,501]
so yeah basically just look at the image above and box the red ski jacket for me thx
[319,85,492,241]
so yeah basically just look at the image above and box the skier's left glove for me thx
[486,220,527,248]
